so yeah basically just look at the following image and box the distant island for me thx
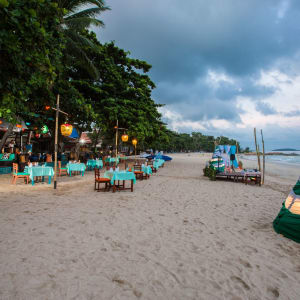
[272,148,299,151]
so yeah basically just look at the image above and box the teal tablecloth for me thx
[142,165,152,175]
[105,157,119,165]
[87,159,103,169]
[153,159,164,169]
[24,166,54,185]
[104,171,136,185]
[66,163,86,176]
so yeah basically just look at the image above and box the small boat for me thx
[146,155,172,161]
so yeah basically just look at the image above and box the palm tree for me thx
[59,0,110,79]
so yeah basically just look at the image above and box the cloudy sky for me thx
[96,0,300,150]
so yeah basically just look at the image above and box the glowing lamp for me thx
[61,123,73,136]
[0,120,2,124]
[25,122,31,126]
[35,133,40,138]
[121,134,128,142]
[132,138,137,146]
[114,126,118,129]
[41,125,49,134]
[45,105,51,110]
[16,124,22,128]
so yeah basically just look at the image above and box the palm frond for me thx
[64,16,104,30]
[65,36,99,79]
[66,30,101,52]
[62,0,110,12]
[66,7,107,18]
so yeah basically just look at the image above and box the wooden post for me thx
[28,131,32,144]
[236,141,239,163]
[54,94,59,189]
[254,128,261,171]
[261,129,265,185]
[115,119,118,158]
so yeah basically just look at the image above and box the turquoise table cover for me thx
[142,165,152,175]
[153,159,164,169]
[66,163,86,176]
[24,166,54,185]
[105,157,120,165]
[104,171,136,185]
[87,159,103,169]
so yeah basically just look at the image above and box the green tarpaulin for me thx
[273,178,300,243]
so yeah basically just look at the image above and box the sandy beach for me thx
[0,153,300,299]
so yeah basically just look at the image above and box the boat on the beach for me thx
[146,155,172,161]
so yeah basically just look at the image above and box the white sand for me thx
[0,153,300,299]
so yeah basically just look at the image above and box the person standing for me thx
[8,140,15,153]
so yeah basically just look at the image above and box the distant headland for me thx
[272,148,299,151]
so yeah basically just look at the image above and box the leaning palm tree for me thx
[59,0,110,79]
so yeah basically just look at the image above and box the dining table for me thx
[153,159,164,170]
[104,170,136,192]
[66,163,86,176]
[105,157,120,166]
[142,165,152,176]
[87,159,103,170]
[24,166,54,186]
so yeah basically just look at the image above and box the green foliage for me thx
[203,166,216,181]
[0,0,64,121]
[148,130,240,153]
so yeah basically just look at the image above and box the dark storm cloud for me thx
[255,102,277,115]
[283,110,300,117]
[96,0,300,146]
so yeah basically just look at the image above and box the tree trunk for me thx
[0,123,14,152]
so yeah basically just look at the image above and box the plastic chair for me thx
[12,163,29,185]
[133,164,144,180]
[58,161,68,176]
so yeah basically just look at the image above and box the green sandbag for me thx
[293,180,300,195]
[273,203,300,244]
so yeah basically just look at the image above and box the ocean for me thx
[240,151,300,166]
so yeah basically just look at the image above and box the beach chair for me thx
[147,160,156,173]
[94,168,110,192]
[133,164,144,180]
[58,161,68,176]
[12,163,29,185]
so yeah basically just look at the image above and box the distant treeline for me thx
[149,131,241,153]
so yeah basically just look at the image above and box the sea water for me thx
[240,151,300,166]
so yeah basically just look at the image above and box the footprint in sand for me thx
[267,287,280,298]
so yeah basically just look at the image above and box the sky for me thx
[95,0,300,150]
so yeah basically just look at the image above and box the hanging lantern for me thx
[61,123,73,136]
[41,125,49,134]
[121,133,128,142]
[0,120,2,124]
[45,105,51,111]
[16,124,22,128]
[132,138,137,146]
